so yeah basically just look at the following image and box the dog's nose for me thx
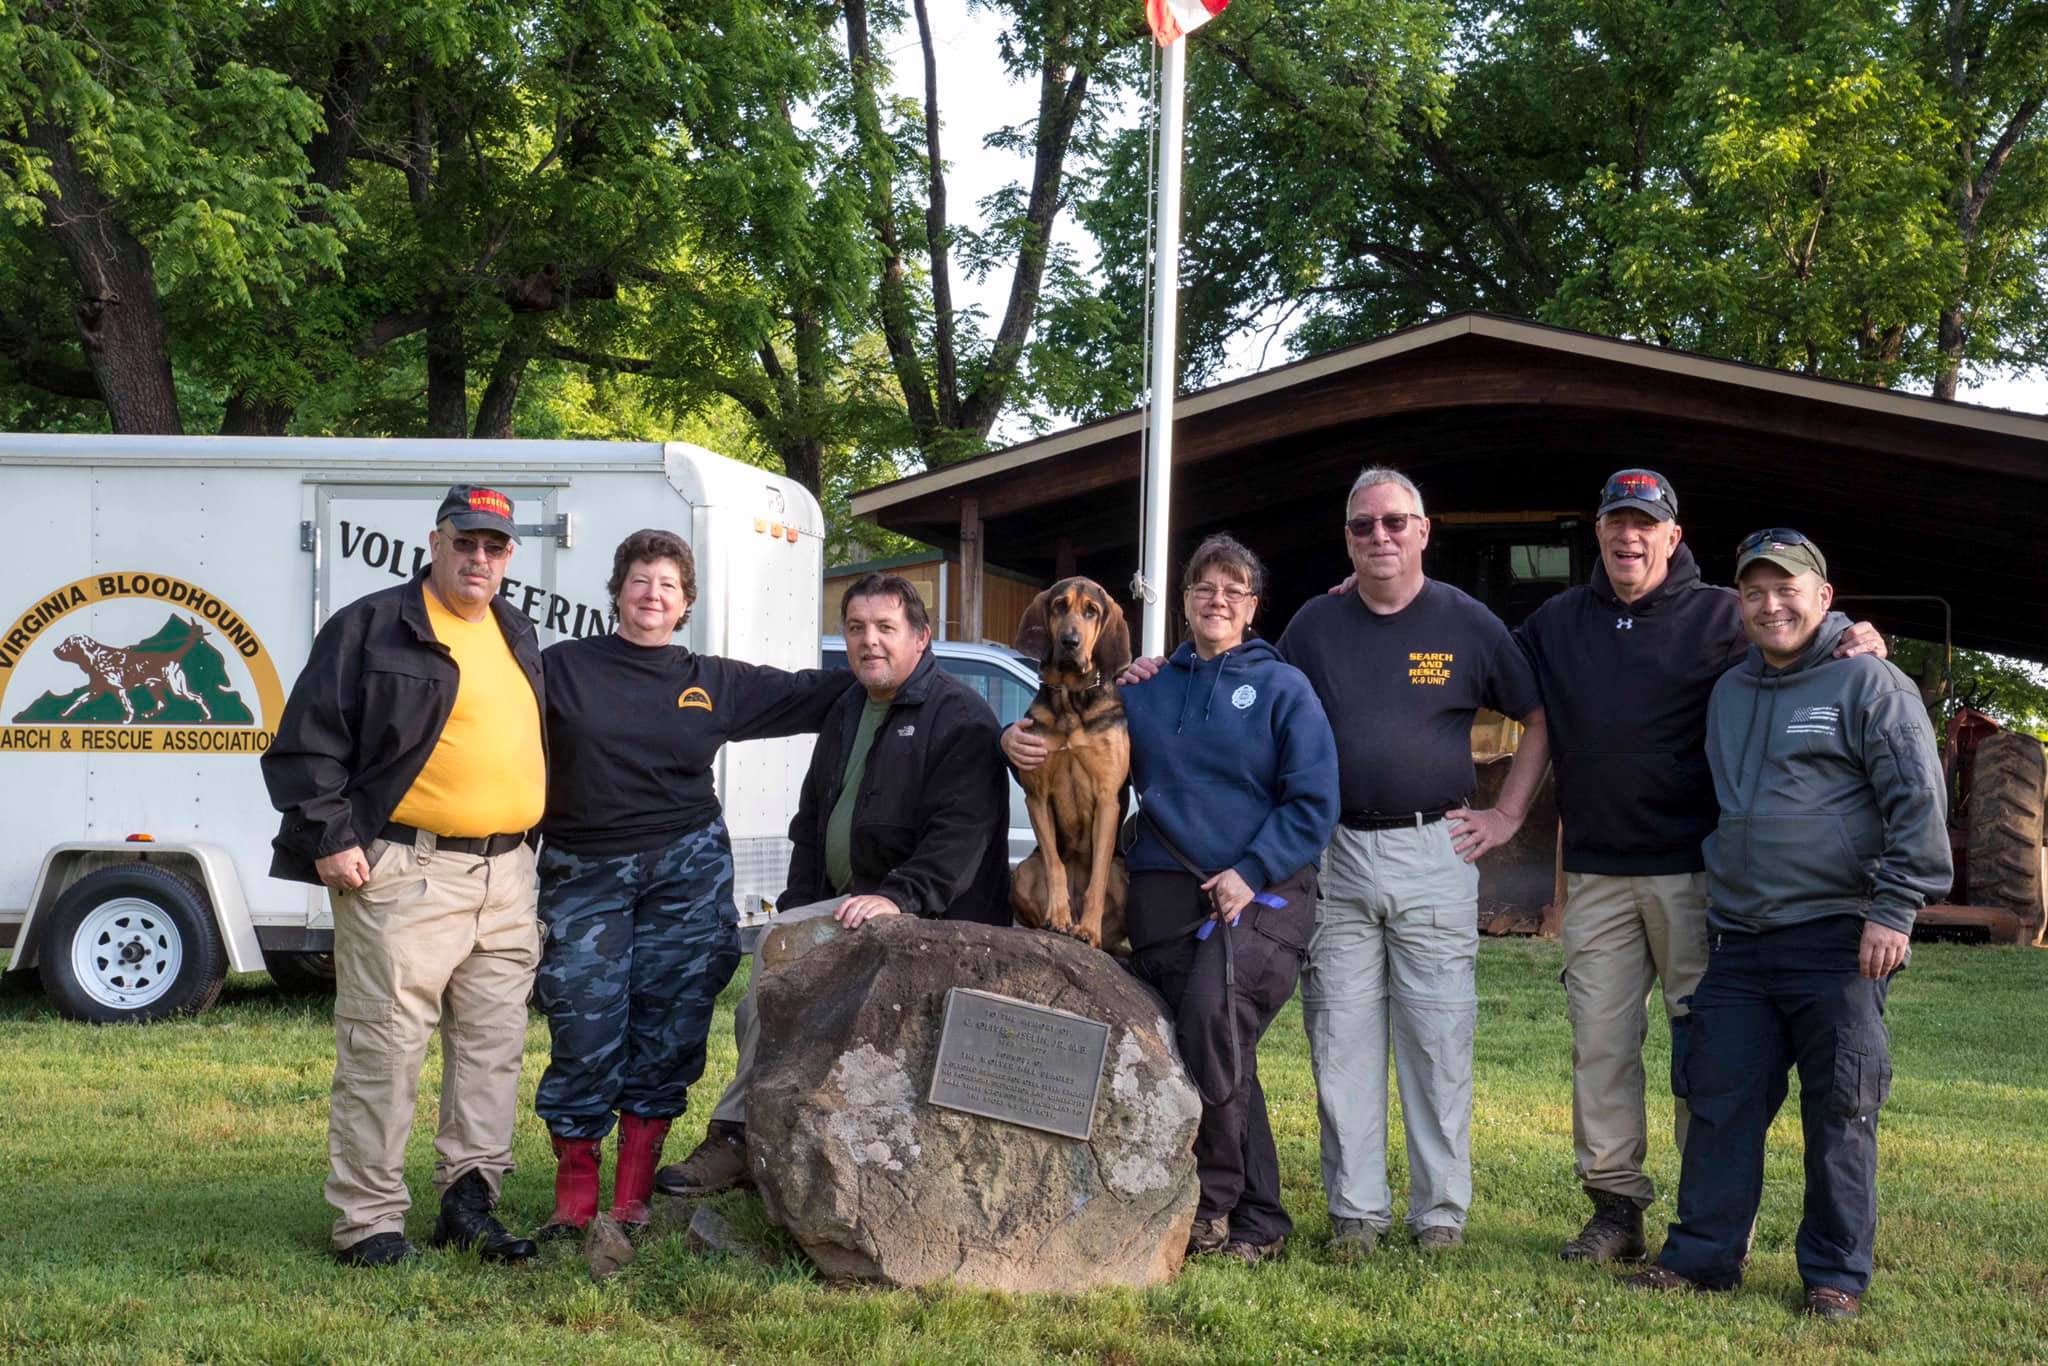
[1058,632,1081,648]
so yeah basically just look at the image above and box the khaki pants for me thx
[326,834,540,1248]
[1560,870,1710,1207]
[1302,822,1478,1233]
[709,897,844,1126]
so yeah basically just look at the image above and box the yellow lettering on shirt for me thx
[1408,650,1454,687]
[391,586,547,837]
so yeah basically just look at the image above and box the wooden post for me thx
[959,497,984,643]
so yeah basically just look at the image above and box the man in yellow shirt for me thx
[265,485,546,1266]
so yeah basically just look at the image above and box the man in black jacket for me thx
[263,485,545,1267]
[1518,470,1882,1264]
[657,573,1008,1195]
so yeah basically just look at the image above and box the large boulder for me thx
[747,914,1201,1292]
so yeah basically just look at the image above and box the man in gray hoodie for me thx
[1627,531,1950,1320]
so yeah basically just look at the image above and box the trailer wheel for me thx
[37,865,227,1023]
[266,950,337,997]
[1966,730,2047,945]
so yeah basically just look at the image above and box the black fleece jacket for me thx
[783,648,1010,922]
[1515,545,1747,875]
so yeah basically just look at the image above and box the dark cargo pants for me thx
[1656,914,1894,1295]
[1127,869,1314,1248]
[533,821,742,1141]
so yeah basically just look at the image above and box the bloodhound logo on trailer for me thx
[0,574,284,754]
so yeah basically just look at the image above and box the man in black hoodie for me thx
[1517,471,1882,1264]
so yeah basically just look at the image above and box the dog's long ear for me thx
[1014,589,1053,665]
[1095,593,1134,679]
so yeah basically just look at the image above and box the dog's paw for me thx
[1069,923,1101,949]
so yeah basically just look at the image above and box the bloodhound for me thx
[1008,576,1132,951]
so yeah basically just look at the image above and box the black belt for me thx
[380,821,527,858]
[1340,806,1457,832]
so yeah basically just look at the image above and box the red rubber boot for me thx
[540,1134,601,1240]
[610,1115,673,1228]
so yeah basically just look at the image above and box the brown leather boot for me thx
[654,1120,753,1197]
[1560,1190,1646,1263]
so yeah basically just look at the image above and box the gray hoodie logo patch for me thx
[1786,705,1840,736]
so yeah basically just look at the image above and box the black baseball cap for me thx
[1597,468,1678,522]
[435,484,519,541]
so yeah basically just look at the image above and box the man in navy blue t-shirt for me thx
[1279,467,1550,1258]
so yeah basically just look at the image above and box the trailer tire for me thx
[37,865,227,1023]
[1966,730,2047,945]
[266,950,337,997]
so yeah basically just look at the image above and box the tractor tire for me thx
[1965,730,2047,945]
[37,864,227,1023]
[265,950,337,997]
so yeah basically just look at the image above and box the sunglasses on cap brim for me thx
[1736,527,1812,557]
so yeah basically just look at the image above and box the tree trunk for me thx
[472,327,536,438]
[426,315,468,436]
[27,123,182,433]
[221,394,294,435]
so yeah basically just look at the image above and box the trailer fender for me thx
[11,842,264,975]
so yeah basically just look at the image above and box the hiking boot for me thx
[431,1169,537,1263]
[1327,1217,1380,1263]
[1217,1238,1285,1266]
[334,1232,416,1267]
[539,1134,601,1242]
[610,1114,673,1228]
[1803,1285,1861,1321]
[654,1120,752,1197]
[1560,1190,1646,1263]
[1623,1263,1700,1293]
[1186,1216,1230,1256]
[1414,1225,1464,1252]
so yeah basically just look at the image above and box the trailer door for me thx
[312,481,568,631]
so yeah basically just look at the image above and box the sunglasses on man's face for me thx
[1344,514,1419,537]
[1735,527,1812,557]
[447,534,512,560]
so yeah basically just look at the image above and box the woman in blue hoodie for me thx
[1121,534,1339,1264]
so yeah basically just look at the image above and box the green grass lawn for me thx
[1,940,2042,1364]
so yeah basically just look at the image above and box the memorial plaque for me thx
[927,987,1111,1140]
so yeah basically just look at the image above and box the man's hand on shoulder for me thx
[1835,621,1888,660]
[1446,806,1522,863]
[1001,718,1049,770]
[315,846,371,891]
[1858,920,1910,979]
[835,894,902,930]
[1328,573,1357,597]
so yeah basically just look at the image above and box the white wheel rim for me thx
[70,897,183,1010]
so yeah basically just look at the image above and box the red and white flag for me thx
[1145,0,1228,45]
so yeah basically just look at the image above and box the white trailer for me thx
[0,435,823,1021]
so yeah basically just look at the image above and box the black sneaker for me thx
[335,1232,416,1267]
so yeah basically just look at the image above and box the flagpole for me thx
[1139,33,1185,659]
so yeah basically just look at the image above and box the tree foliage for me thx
[1065,0,2048,400]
